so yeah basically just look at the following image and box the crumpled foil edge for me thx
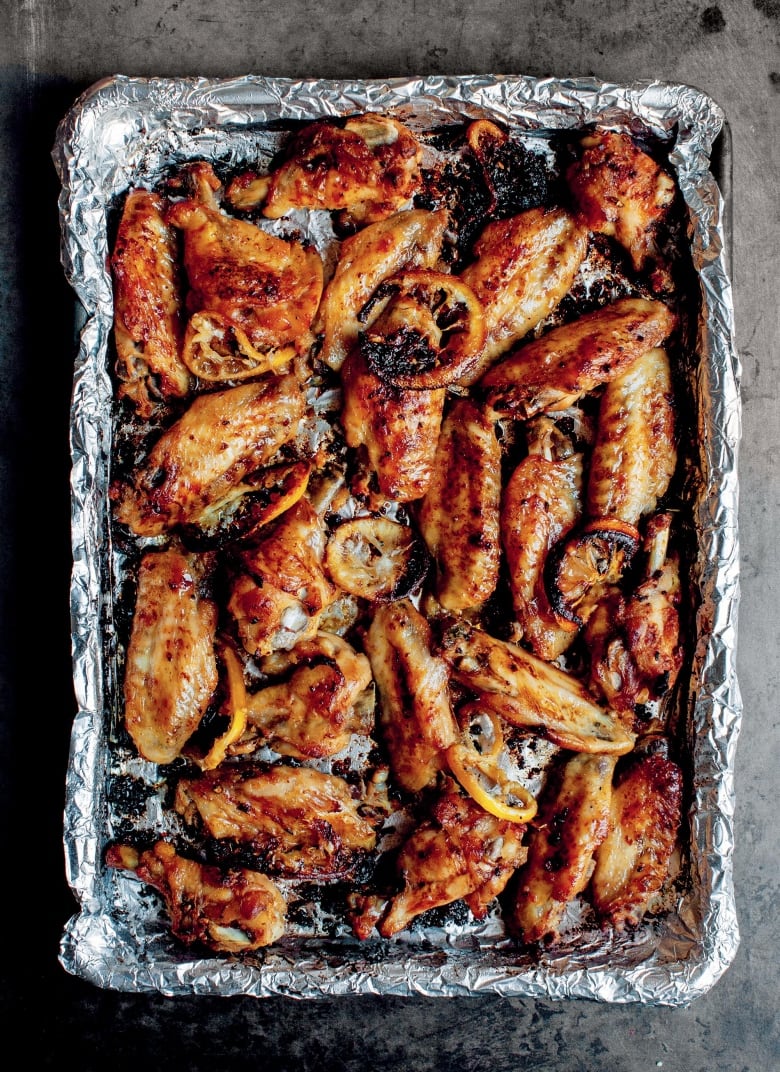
[53,73,741,1005]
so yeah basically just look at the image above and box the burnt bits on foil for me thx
[53,74,740,1004]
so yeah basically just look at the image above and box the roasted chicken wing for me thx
[364,599,457,793]
[509,752,616,944]
[590,739,683,929]
[481,297,676,420]
[175,763,381,879]
[418,399,502,612]
[459,206,588,383]
[227,113,422,228]
[110,187,191,416]
[106,841,286,952]
[339,345,445,502]
[315,208,449,370]
[226,497,336,658]
[123,547,218,765]
[167,162,323,381]
[112,374,306,537]
[566,130,676,274]
[370,779,528,937]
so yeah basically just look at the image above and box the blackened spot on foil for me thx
[701,5,726,32]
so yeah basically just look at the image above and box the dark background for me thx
[2,2,778,1069]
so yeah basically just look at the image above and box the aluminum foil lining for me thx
[52,73,741,1005]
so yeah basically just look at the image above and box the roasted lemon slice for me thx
[545,516,639,629]
[325,516,429,602]
[200,645,248,771]
[183,311,295,381]
[446,707,537,823]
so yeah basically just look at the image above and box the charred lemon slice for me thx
[325,516,429,602]
[445,704,537,823]
[200,645,248,771]
[183,311,295,381]
[545,517,639,630]
[359,269,486,389]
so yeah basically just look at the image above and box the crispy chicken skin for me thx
[437,619,635,755]
[227,498,336,658]
[590,741,683,929]
[501,420,584,660]
[481,297,676,420]
[106,841,286,952]
[167,162,323,361]
[315,208,449,370]
[585,513,683,720]
[586,347,677,526]
[110,188,191,416]
[340,345,446,502]
[418,399,502,612]
[123,547,218,765]
[459,207,588,384]
[227,114,422,227]
[371,779,528,937]
[112,374,306,537]
[239,632,373,758]
[566,130,676,273]
[509,752,616,944]
[364,599,457,793]
[174,763,379,878]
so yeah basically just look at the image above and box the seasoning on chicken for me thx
[566,130,676,274]
[106,841,286,952]
[508,752,616,944]
[481,297,676,419]
[123,547,218,765]
[167,162,323,381]
[340,344,446,502]
[501,416,584,661]
[236,632,373,759]
[437,619,635,755]
[316,208,449,371]
[584,513,683,720]
[174,763,382,879]
[364,599,458,793]
[373,779,528,937]
[226,113,422,228]
[110,187,191,416]
[112,374,306,537]
[226,497,336,658]
[418,399,502,612]
[586,347,677,525]
[590,738,683,930]
[458,206,588,384]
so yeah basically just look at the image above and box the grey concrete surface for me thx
[1,1,777,1069]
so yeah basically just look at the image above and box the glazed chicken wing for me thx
[501,417,584,661]
[112,374,306,537]
[566,130,676,274]
[315,208,449,370]
[418,399,502,612]
[174,764,380,878]
[340,345,445,502]
[459,206,588,384]
[167,162,323,381]
[481,297,676,420]
[590,740,683,929]
[364,599,457,793]
[586,347,677,526]
[227,498,336,658]
[239,632,373,759]
[509,752,616,944]
[437,620,635,755]
[373,779,528,937]
[110,188,191,416]
[123,547,218,765]
[227,113,422,228]
[106,841,286,952]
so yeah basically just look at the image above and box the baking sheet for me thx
[53,73,741,1004]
